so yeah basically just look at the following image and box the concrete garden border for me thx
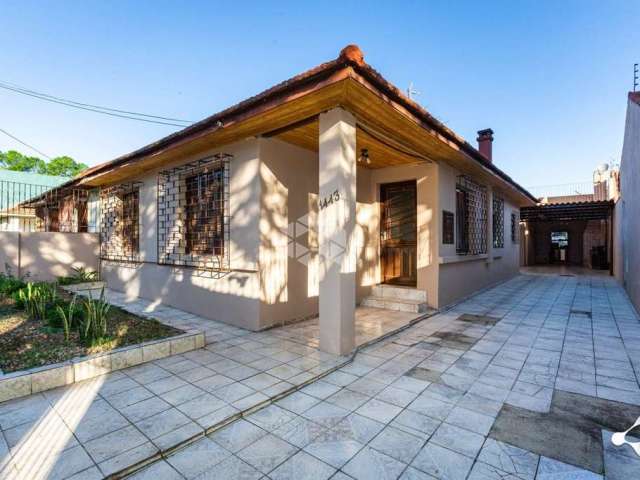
[0,330,205,403]
[0,282,206,403]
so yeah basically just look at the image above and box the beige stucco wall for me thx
[256,138,422,326]
[101,139,262,331]
[0,232,20,276]
[437,162,520,307]
[367,163,440,308]
[0,232,99,281]
[620,96,640,311]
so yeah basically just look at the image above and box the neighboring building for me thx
[0,170,68,232]
[520,165,619,272]
[618,92,640,310]
[33,45,536,354]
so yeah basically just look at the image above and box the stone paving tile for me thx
[342,445,406,480]
[209,418,267,453]
[411,442,474,480]
[127,460,184,480]
[166,437,231,479]
[536,456,602,479]
[237,433,298,474]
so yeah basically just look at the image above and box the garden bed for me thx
[0,295,182,373]
[0,270,184,374]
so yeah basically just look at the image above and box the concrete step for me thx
[361,295,428,313]
[371,284,427,303]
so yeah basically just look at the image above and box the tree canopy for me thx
[0,150,88,177]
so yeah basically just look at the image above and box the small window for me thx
[99,182,142,262]
[492,195,504,248]
[157,154,231,272]
[511,212,519,243]
[185,169,224,256]
[121,189,139,255]
[443,210,454,244]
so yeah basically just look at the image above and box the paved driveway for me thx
[2,273,640,479]
[129,273,640,480]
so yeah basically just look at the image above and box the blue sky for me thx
[1,0,637,189]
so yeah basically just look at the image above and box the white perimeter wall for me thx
[0,232,99,282]
[620,97,640,311]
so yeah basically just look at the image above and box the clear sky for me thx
[1,0,638,189]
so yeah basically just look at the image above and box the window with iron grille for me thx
[157,154,230,272]
[100,182,142,262]
[456,176,487,255]
[442,210,454,245]
[511,212,519,243]
[492,194,505,248]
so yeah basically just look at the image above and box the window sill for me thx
[439,254,488,265]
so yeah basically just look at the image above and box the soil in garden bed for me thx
[0,295,183,373]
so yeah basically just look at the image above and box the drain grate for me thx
[570,309,592,318]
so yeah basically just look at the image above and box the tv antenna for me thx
[407,82,421,100]
[634,63,638,92]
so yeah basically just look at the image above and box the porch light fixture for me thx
[359,148,370,165]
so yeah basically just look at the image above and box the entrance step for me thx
[361,285,428,313]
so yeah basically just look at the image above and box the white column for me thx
[318,108,357,356]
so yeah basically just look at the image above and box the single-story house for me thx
[35,45,536,354]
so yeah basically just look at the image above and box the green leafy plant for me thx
[15,282,57,321]
[58,267,99,286]
[79,288,110,346]
[56,295,79,341]
[0,274,26,297]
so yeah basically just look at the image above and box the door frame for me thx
[379,180,418,286]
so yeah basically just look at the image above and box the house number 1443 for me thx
[319,190,340,210]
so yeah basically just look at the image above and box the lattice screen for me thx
[157,154,231,272]
[100,182,142,262]
[456,176,487,255]
[493,194,505,248]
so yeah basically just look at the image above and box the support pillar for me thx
[318,108,357,356]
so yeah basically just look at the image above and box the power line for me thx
[0,127,52,159]
[0,80,194,127]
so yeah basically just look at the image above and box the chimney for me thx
[477,128,494,162]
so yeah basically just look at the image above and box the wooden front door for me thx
[380,181,417,286]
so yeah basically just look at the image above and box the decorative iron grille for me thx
[492,194,505,248]
[511,212,519,243]
[456,176,487,255]
[0,181,96,232]
[157,153,231,272]
[100,182,142,262]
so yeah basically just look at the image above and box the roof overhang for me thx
[66,45,536,206]
[521,200,613,222]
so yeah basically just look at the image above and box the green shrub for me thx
[79,288,110,346]
[0,274,26,297]
[57,267,99,286]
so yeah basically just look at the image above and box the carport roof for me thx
[521,200,613,222]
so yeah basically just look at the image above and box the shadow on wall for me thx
[0,232,99,281]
